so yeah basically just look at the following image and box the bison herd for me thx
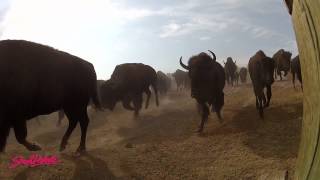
[0,40,302,154]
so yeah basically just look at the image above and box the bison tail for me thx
[90,68,103,111]
[91,81,102,110]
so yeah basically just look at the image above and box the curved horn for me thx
[179,56,189,70]
[208,50,216,61]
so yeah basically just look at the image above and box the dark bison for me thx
[157,71,171,95]
[180,50,225,132]
[234,71,239,86]
[248,50,275,118]
[172,69,189,91]
[224,57,237,86]
[273,49,292,80]
[239,67,248,83]
[100,63,159,117]
[0,40,101,153]
[57,80,107,127]
[291,55,302,89]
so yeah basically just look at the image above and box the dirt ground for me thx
[0,78,303,180]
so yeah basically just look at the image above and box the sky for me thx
[0,0,297,79]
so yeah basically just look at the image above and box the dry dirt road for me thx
[0,79,303,180]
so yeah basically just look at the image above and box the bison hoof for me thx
[27,144,42,151]
[59,143,67,152]
[59,146,66,152]
[196,128,204,133]
[75,147,86,156]
[259,112,264,119]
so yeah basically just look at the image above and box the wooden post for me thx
[288,0,320,179]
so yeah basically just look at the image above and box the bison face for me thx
[100,81,118,110]
[261,57,275,85]
[180,51,216,97]
[283,52,292,71]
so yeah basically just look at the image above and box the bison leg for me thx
[151,83,159,108]
[197,102,209,133]
[77,110,89,153]
[122,94,135,111]
[278,70,283,81]
[0,121,11,152]
[292,72,296,88]
[255,97,259,110]
[60,110,78,152]
[257,94,264,119]
[13,120,41,151]
[151,82,159,107]
[265,85,272,107]
[56,110,65,127]
[144,88,151,109]
[214,92,224,122]
[133,94,143,117]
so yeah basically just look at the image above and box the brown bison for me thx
[100,63,159,117]
[172,69,189,91]
[273,49,292,80]
[224,57,237,86]
[180,50,225,132]
[234,71,239,86]
[291,55,302,89]
[249,50,275,118]
[239,67,248,83]
[157,71,171,95]
[0,40,101,153]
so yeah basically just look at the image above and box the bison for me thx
[157,71,171,95]
[224,57,237,86]
[291,55,302,89]
[100,63,159,117]
[0,40,101,153]
[180,50,225,132]
[172,69,189,91]
[234,71,239,86]
[239,67,248,83]
[248,50,275,118]
[273,49,292,81]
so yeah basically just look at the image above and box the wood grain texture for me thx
[290,0,320,179]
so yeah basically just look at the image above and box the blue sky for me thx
[0,0,297,79]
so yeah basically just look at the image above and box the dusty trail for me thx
[0,80,302,180]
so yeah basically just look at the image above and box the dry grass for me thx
[0,79,303,180]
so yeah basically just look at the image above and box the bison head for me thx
[99,80,119,110]
[261,57,275,85]
[180,50,216,78]
[180,50,216,97]
[282,50,292,71]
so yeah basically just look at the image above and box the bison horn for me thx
[179,57,189,70]
[208,50,216,61]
